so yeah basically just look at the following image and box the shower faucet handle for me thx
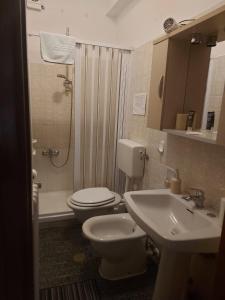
[42,150,49,156]
[42,148,60,157]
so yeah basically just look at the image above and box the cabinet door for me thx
[148,39,168,129]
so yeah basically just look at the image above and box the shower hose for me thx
[50,87,73,168]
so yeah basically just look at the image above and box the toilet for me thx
[67,187,121,222]
[82,213,147,280]
[67,139,145,223]
[68,139,147,279]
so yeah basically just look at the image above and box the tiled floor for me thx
[40,280,100,300]
[39,220,158,299]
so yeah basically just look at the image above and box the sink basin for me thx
[124,189,222,300]
[124,189,221,253]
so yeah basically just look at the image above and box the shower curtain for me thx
[74,44,131,192]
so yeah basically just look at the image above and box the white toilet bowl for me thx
[82,213,147,280]
[67,187,121,222]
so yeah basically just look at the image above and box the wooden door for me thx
[0,0,34,299]
[147,39,168,129]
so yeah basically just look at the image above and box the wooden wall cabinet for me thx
[147,39,210,131]
[147,39,168,129]
[147,4,225,146]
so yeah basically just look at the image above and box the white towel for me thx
[40,31,76,65]
[27,0,42,11]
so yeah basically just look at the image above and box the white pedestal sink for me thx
[124,189,221,300]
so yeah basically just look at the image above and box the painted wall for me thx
[115,0,225,47]
[26,0,118,63]
[26,0,225,61]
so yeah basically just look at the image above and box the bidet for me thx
[82,213,147,280]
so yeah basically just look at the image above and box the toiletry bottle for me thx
[175,113,188,130]
[170,169,181,194]
[206,111,215,131]
[187,111,195,131]
[164,178,171,188]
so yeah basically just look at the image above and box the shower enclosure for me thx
[30,63,75,221]
[29,42,131,222]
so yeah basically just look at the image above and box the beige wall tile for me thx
[30,63,74,192]
[125,41,225,212]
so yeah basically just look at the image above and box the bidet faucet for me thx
[184,188,205,209]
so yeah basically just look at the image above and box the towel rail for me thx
[27,32,133,51]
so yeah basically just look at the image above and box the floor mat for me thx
[39,220,157,299]
[40,280,100,300]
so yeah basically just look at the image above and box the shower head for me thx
[57,73,73,93]
[57,74,67,80]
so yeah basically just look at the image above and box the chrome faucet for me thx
[42,148,60,158]
[183,188,205,209]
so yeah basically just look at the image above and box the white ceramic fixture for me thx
[117,139,145,178]
[67,187,121,222]
[124,189,221,300]
[82,213,147,280]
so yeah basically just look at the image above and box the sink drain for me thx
[170,227,180,235]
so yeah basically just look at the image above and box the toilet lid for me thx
[69,199,115,207]
[71,187,115,206]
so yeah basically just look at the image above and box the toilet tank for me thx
[117,139,145,178]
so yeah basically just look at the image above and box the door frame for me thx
[0,0,34,299]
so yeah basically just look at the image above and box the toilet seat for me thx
[67,193,120,210]
[70,199,115,207]
[71,187,115,207]
[67,188,121,212]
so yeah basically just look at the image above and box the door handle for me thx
[158,75,164,99]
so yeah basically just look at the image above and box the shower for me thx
[42,71,73,168]
[57,74,73,94]
[30,41,131,222]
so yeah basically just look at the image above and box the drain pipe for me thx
[145,237,160,264]
[114,175,130,214]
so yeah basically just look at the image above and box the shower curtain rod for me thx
[28,32,133,51]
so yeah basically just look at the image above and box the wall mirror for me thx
[202,41,225,133]
[147,5,225,146]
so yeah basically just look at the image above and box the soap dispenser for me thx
[170,169,181,194]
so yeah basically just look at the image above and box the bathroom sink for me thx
[125,190,222,300]
[124,189,221,253]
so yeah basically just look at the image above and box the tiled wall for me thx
[126,41,225,212]
[30,63,74,192]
